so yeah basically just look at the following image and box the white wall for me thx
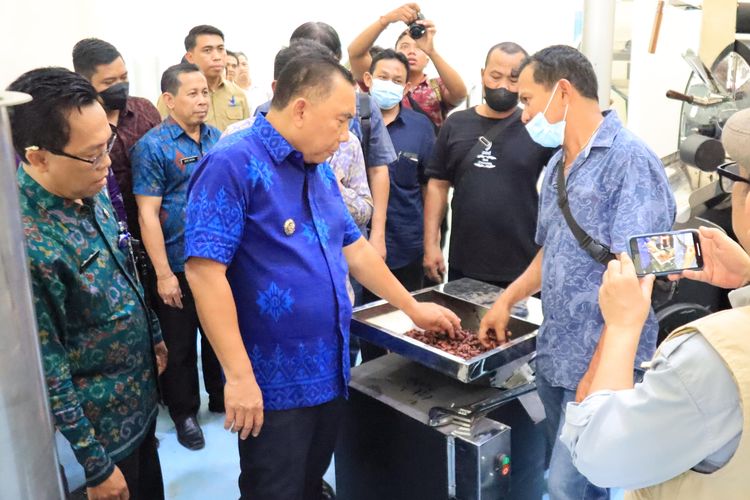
[628,0,702,157]
[1,0,581,104]
[1,0,707,157]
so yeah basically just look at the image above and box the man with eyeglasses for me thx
[8,67,166,500]
[719,109,750,253]
[132,63,223,450]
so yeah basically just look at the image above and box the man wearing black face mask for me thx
[73,38,162,239]
[424,42,554,290]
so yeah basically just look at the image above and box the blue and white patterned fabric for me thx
[131,116,220,272]
[184,114,362,410]
[535,110,676,391]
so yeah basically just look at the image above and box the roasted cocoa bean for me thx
[404,327,511,360]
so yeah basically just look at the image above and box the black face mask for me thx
[484,86,518,112]
[99,82,129,111]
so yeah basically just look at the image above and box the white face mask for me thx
[369,78,405,110]
[525,81,569,148]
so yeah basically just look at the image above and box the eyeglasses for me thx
[717,161,750,193]
[36,133,118,169]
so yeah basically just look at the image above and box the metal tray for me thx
[351,289,540,383]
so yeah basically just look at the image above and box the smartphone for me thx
[628,229,704,276]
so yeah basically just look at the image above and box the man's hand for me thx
[405,301,460,337]
[575,369,594,403]
[224,374,264,440]
[414,19,437,57]
[87,466,129,500]
[154,341,168,376]
[383,3,421,25]
[369,234,387,261]
[478,300,512,347]
[157,273,183,309]
[423,243,445,283]
[599,253,655,332]
[674,227,750,288]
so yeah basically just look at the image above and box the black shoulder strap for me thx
[357,93,372,162]
[459,108,521,174]
[555,159,615,264]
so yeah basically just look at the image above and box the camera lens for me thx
[408,22,426,39]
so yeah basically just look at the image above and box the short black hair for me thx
[72,38,122,80]
[290,22,342,61]
[369,47,410,76]
[519,45,599,101]
[273,39,334,80]
[395,30,414,47]
[235,51,247,60]
[271,52,354,110]
[226,50,238,62]
[7,67,100,162]
[161,63,202,94]
[184,25,224,52]
[485,42,528,67]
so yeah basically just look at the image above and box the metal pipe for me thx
[582,0,616,109]
[0,91,65,499]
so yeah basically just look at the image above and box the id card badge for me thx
[180,155,200,165]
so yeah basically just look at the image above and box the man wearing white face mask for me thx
[359,48,435,341]
[479,45,676,500]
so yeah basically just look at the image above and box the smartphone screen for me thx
[629,230,704,276]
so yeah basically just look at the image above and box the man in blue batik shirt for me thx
[132,63,224,450]
[184,51,460,500]
[479,45,676,500]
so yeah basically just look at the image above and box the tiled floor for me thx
[58,353,622,500]
[60,400,624,500]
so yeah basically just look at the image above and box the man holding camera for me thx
[348,3,467,128]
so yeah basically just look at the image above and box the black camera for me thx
[408,12,426,39]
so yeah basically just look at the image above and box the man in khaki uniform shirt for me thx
[157,24,249,132]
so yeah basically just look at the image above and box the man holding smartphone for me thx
[478,45,676,500]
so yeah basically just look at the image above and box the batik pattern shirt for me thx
[223,116,372,232]
[401,76,454,128]
[535,111,676,390]
[109,96,162,238]
[131,116,221,272]
[18,168,161,486]
[185,114,362,410]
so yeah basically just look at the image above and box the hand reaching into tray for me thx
[478,301,513,347]
[405,301,461,337]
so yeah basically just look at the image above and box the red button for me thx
[501,464,511,476]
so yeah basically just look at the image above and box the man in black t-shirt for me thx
[423,42,554,288]
[423,42,554,500]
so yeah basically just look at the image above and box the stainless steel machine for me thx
[335,279,545,500]
[0,91,66,498]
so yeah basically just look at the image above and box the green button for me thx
[502,456,510,465]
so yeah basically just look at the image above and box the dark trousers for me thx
[238,398,343,500]
[116,420,165,500]
[361,257,425,361]
[156,272,223,421]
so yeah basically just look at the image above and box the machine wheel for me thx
[655,302,712,345]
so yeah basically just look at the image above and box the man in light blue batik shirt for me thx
[479,45,676,500]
